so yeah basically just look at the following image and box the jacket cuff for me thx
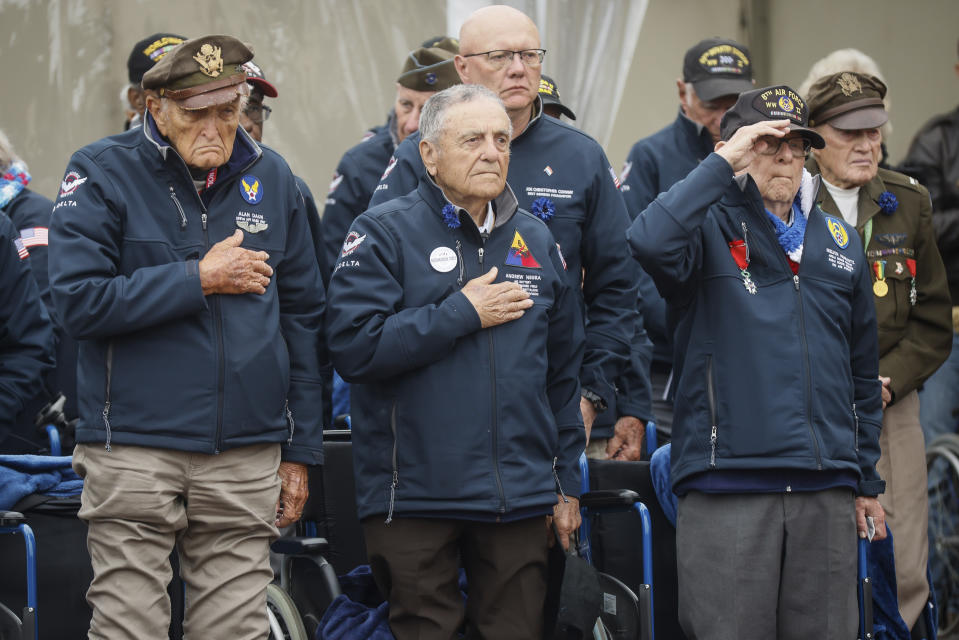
[857,478,885,497]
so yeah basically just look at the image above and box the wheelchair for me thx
[926,433,959,638]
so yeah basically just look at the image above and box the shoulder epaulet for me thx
[878,167,924,193]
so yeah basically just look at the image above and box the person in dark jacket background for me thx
[629,85,886,639]
[49,35,326,640]
[327,84,584,640]
[0,213,55,453]
[619,37,754,437]
[900,39,959,446]
[369,5,648,460]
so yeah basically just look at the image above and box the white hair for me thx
[0,128,18,171]
[419,84,511,144]
[798,48,892,135]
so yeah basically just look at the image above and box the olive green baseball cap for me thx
[142,34,253,109]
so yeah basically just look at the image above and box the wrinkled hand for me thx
[547,495,582,551]
[580,397,597,445]
[461,267,533,328]
[714,120,792,173]
[607,416,645,461]
[855,496,887,541]
[275,462,309,528]
[199,229,273,295]
[879,376,892,410]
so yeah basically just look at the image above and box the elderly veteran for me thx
[805,71,952,634]
[370,5,647,461]
[320,37,460,285]
[327,84,585,639]
[630,85,887,639]
[49,35,326,639]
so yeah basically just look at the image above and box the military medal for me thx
[872,260,888,297]
[728,237,757,295]
[906,258,918,305]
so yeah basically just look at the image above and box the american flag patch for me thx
[544,166,553,176]
[20,227,48,248]
[608,166,621,189]
[14,237,29,259]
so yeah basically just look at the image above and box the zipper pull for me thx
[709,425,717,467]
[169,185,187,229]
[552,457,569,503]
[478,247,485,266]
[385,471,399,524]
[793,274,800,290]
[741,221,750,263]
[201,213,208,231]
[284,400,295,445]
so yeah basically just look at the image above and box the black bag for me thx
[543,523,603,639]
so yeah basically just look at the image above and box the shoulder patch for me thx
[59,171,87,198]
[824,215,850,249]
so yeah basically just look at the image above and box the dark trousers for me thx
[363,515,548,640]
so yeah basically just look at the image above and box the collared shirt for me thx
[477,202,495,235]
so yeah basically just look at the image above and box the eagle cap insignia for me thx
[193,43,224,78]
[837,72,862,97]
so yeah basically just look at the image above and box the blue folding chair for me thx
[0,512,38,640]
[578,453,655,640]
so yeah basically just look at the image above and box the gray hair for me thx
[0,128,18,172]
[419,84,511,144]
[798,48,892,135]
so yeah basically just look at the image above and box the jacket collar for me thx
[418,173,520,230]
[806,157,882,227]
[676,108,715,156]
[514,95,544,142]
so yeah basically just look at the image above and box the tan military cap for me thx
[806,72,888,130]
[397,43,461,92]
[142,34,253,109]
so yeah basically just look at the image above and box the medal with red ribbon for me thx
[906,258,917,305]
[872,260,888,297]
[728,239,757,294]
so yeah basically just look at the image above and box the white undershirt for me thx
[822,178,860,226]
[477,202,495,235]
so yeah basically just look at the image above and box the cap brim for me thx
[789,124,826,149]
[693,77,754,102]
[825,106,888,131]
[247,77,278,98]
[541,96,576,120]
[180,81,250,110]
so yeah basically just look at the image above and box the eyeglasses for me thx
[462,49,546,70]
[243,103,272,124]
[757,136,811,157]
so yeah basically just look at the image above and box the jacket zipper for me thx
[169,185,187,229]
[386,400,399,524]
[200,211,227,454]
[102,341,114,451]
[793,274,822,468]
[552,457,569,503]
[479,244,507,515]
[752,203,823,470]
[706,354,717,467]
[852,402,860,452]
[284,399,295,445]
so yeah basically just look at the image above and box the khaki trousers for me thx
[876,390,929,628]
[73,442,281,640]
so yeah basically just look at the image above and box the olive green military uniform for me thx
[809,158,953,626]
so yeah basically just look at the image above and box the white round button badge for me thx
[430,247,457,273]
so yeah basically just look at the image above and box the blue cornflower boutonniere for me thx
[442,203,461,229]
[878,191,898,215]
[531,196,555,221]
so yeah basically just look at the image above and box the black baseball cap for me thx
[539,75,576,120]
[720,85,825,148]
[127,32,186,85]
[683,37,754,101]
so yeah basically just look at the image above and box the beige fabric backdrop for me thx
[1,0,958,210]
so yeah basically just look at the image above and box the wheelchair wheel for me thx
[266,583,308,640]
[927,435,959,638]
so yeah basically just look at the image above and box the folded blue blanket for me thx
[0,454,81,510]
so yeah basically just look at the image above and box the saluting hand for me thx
[715,119,793,173]
[199,229,274,295]
[461,267,534,328]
